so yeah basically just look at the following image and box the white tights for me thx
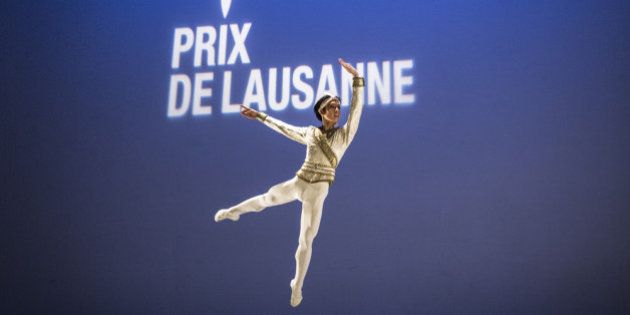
[226,177,329,292]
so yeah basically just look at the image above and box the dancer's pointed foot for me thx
[214,209,239,222]
[290,279,303,307]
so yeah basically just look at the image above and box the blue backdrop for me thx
[2,0,629,313]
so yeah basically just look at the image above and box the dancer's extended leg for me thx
[290,182,328,307]
[215,178,300,222]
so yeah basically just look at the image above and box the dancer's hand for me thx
[339,58,359,77]
[240,105,258,120]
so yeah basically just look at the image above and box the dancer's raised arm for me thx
[338,58,365,145]
[241,105,307,145]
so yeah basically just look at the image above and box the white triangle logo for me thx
[221,0,232,18]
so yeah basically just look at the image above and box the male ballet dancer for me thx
[214,58,364,307]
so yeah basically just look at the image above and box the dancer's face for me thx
[321,98,341,125]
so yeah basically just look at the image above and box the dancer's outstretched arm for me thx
[241,105,307,145]
[338,58,365,145]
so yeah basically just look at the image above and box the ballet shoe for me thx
[290,279,303,307]
[214,209,239,222]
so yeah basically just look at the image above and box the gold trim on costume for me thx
[256,112,268,122]
[353,77,365,87]
[315,132,338,168]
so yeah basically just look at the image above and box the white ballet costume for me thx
[215,77,364,307]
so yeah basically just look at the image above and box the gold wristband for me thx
[256,112,268,122]
[353,77,365,87]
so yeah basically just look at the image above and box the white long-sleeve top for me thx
[257,77,365,184]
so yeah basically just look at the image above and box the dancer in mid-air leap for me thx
[214,58,364,307]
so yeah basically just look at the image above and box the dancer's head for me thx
[314,93,341,125]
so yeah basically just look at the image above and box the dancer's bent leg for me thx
[215,178,300,222]
[290,181,328,306]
